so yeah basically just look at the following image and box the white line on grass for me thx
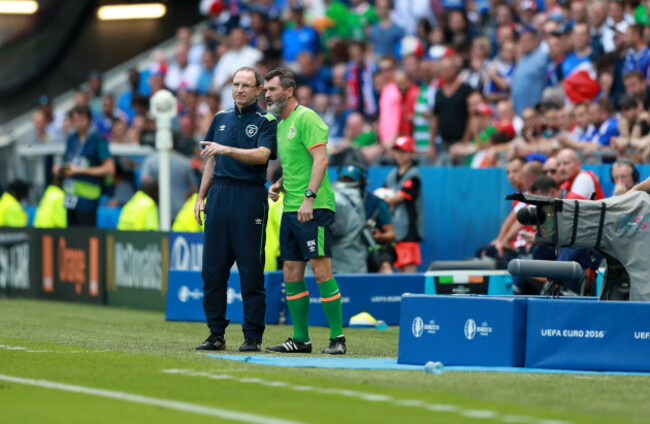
[162,369,573,424]
[0,374,306,424]
[0,344,108,354]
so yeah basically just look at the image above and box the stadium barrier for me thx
[166,270,284,324]
[525,297,650,372]
[397,294,527,367]
[31,228,106,304]
[285,274,426,327]
[0,227,33,297]
[398,294,650,372]
[105,230,169,311]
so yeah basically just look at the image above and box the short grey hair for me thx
[264,67,296,91]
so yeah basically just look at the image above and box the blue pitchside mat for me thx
[206,354,650,375]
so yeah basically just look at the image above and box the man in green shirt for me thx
[264,68,346,355]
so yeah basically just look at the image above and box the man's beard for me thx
[267,96,287,114]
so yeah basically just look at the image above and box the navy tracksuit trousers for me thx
[202,179,268,341]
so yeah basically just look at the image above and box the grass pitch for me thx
[1,298,648,424]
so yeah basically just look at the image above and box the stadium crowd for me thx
[4,0,650,280]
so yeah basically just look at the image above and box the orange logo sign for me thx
[58,237,86,293]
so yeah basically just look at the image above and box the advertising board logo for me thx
[464,319,477,340]
[227,287,242,305]
[171,236,203,271]
[58,236,87,294]
[465,319,493,340]
[0,232,30,291]
[114,242,162,290]
[412,316,424,338]
[178,285,203,303]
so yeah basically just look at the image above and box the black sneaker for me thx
[265,338,312,353]
[322,336,346,355]
[239,338,261,352]
[196,334,226,351]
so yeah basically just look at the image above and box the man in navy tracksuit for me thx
[194,67,277,352]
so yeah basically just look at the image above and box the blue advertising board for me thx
[398,294,527,366]
[169,232,205,271]
[166,270,283,324]
[286,274,426,327]
[525,298,650,372]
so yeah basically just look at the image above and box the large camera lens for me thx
[516,206,544,226]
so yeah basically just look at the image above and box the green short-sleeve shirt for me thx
[277,105,336,212]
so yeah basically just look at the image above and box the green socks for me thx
[285,280,310,343]
[285,278,344,342]
[318,278,344,339]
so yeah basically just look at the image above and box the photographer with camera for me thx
[333,164,396,274]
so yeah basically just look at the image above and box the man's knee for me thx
[283,261,305,282]
[309,257,333,283]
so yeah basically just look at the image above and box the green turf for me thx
[0,298,648,424]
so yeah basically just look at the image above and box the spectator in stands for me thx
[611,159,640,196]
[476,156,528,264]
[94,94,128,139]
[37,95,65,142]
[622,71,650,110]
[392,0,435,37]
[176,114,199,158]
[296,51,331,95]
[459,37,489,92]
[117,68,140,124]
[0,180,29,227]
[381,136,424,273]
[369,0,404,59]
[623,24,650,78]
[557,148,605,200]
[56,105,115,227]
[545,31,564,88]
[412,57,435,155]
[616,93,650,140]
[484,39,515,104]
[588,0,614,54]
[176,26,204,65]
[165,43,202,93]
[33,171,66,228]
[88,71,104,115]
[296,85,314,109]
[212,27,263,110]
[197,50,216,95]
[543,155,562,185]
[327,92,351,147]
[17,109,59,204]
[346,41,378,119]
[281,4,321,65]
[117,179,159,231]
[511,27,549,115]
[140,136,197,222]
[253,16,283,63]
[105,162,136,209]
[329,112,373,167]
[429,56,473,164]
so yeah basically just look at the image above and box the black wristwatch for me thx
[305,189,317,199]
